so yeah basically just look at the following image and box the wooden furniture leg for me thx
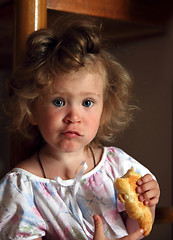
[11,0,47,167]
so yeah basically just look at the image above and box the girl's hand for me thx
[93,215,144,240]
[136,174,160,207]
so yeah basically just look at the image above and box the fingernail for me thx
[138,179,142,185]
[139,195,144,202]
[137,187,142,193]
[140,229,144,234]
[93,215,99,222]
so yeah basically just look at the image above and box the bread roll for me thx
[114,167,152,236]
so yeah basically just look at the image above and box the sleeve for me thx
[115,147,156,180]
[0,171,46,240]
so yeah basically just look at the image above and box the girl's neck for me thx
[38,144,102,180]
[41,144,88,164]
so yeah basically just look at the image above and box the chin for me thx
[59,142,83,153]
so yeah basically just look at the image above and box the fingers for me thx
[93,215,106,240]
[93,215,144,240]
[136,174,160,207]
[122,228,144,240]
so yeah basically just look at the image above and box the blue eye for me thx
[53,99,65,107]
[82,99,94,108]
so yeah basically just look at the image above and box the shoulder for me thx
[15,153,43,178]
[103,146,137,176]
[104,146,154,178]
[104,146,128,160]
[0,158,44,200]
[105,146,136,162]
[15,154,37,170]
[0,168,33,200]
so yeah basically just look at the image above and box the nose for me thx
[63,108,81,124]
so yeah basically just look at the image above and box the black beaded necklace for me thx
[37,146,96,179]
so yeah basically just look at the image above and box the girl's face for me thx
[33,68,104,153]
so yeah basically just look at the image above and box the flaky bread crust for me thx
[114,167,152,236]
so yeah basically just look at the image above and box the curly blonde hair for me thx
[8,14,135,149]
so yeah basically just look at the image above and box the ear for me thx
[27,113,38,125]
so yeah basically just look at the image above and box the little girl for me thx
[0,15,160,240]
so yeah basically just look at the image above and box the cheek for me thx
[37,117,59,143]
[36,111,59,133]
[86,114,101,134]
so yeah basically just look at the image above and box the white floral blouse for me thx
[0,147,154,240]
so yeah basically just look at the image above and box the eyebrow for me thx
[81,91,101,97]
[52,91,101,98]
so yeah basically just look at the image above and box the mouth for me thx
[61,131,82,138]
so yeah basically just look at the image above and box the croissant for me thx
[114,167,152,236]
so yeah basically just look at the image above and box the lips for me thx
[61,131,82,138]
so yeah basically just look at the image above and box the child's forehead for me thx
[52,67,106,84]
[46,68,105,98]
